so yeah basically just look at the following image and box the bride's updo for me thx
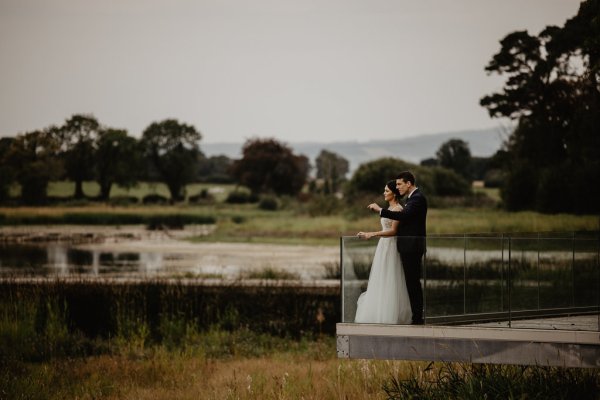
[386,180,401,200]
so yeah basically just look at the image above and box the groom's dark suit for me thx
[380,188,427,324]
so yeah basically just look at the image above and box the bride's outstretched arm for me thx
[357,221,399,239]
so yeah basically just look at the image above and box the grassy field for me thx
[1,203,597,246]
[4,181,598,244]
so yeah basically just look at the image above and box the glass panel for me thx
[340,233,599,331]
[538,238,573,309]
[424,237,465,318]
[341,236,377,323]
[507,238,539,312]
[465,237,504,314]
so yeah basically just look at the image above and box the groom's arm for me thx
[380,196,425,221]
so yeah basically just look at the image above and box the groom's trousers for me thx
[400,252,424,324]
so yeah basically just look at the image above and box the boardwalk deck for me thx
[336,315,600,368]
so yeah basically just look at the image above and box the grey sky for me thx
[0,0,582,143]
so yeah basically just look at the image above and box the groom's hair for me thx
[397,171,416,185]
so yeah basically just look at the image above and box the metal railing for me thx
[341,231,600,331]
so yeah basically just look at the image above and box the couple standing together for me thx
[354,171,427,325]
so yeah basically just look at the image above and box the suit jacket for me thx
[380,188,427,254]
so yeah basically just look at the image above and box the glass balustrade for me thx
[341,232,599,331]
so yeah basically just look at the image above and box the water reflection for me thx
[0,243,165,277]
[47,244,68,275]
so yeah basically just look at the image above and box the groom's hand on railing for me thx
[367,203,381,213]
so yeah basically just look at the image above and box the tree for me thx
[197,154,234,183]
[315,150,349,193]
[95,129,142,200]
[480,0,600,213]
[230,138,308,196]
[435,139,472,180]
[3,129,63,204]
[346,157,415,196]
[140,119,202,202]
[58,114,102,198]
[346,157,471,198]
[0,138,15,201]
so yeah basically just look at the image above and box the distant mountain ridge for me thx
[202,127,506,173]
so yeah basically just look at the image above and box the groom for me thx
[367,171,427,325]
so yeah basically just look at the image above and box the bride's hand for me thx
[357,232,372,240]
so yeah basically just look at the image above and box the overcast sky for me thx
[0,0,582,143]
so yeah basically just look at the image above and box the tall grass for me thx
[384,362,600,400]
[0,280,339,362]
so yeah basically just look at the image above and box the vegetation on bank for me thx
[0,204,597,246]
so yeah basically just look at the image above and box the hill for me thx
[202,127,506,173]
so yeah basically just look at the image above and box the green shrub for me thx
[306,195,342,216]
[142,194,169,205]
[258,196,278,211]
[108,195,139,206]
[225,191,259,204]
[188,189,215,204]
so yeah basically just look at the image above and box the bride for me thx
[354,181,412,324]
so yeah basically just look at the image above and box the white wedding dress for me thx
[354,210,412,324]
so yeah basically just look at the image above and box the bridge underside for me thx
[336,315,600,368]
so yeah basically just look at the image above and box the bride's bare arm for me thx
[357,206,402,239]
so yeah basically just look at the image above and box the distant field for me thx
[1,205,597,246]
[9,181,237,202]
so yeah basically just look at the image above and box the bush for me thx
[108,195,139,206]
[188,189,215,204]
[431,167,471,196]
[258,196,278,211]
[306,195,342,217]
[231,215,246,224]
[484,169,504,188]
[225,191,259,204]
[142,194,169,205]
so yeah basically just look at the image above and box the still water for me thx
[0,243,177,277]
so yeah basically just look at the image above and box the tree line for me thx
[0,112,477,205]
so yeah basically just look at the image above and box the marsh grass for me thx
[243,266,300,280]
[384,362,600,400]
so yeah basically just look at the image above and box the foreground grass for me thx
[3,347,598,400]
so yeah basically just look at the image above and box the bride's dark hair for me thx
[386,180,401,200]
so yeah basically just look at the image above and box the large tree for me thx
[58,114,102,198]
[95,129,142,200]
[435,139,472,180]
[315,149,349,193]
[0,138,15,201]
[480,0,599,213]
[231,138,308,196]
[140,119,202,202]
[3,129,63,204]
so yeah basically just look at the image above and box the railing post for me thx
[597,231,599,332]
[537,233,540,310]
[501,234,504,312]
[508,236,512,328]
[340,236,344,323]
[423,238,427,325]
[463,234,467,315]
[572,232,576,307]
